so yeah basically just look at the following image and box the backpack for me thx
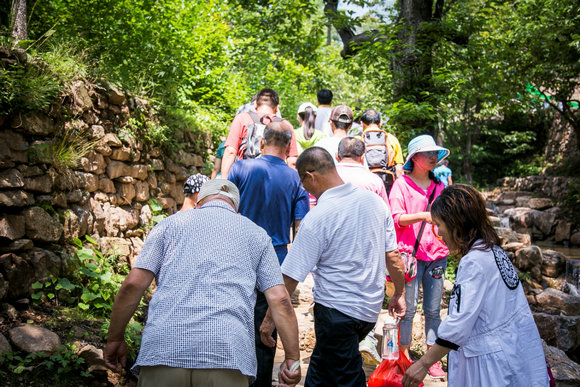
[239,111,282,159]
[362,128,397,180]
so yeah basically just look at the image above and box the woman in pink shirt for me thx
[389,134,450,379]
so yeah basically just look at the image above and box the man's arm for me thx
[210,157,222,179]
[263,281,301,385]
[385,249,406,318]
[448,175,453,186]
[104,268,155,372]
[395,164,403,178]
[220,146,237,178]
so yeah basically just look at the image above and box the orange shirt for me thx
[225,112,298,159]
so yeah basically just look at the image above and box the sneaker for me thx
[359,334,381,365]
[428,361,445,379]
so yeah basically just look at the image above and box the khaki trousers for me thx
[137,366,249,387]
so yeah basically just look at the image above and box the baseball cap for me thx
[330,105,353,124]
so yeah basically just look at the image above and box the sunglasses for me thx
[421,151,439,158]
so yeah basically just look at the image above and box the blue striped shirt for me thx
[132,200,283,380]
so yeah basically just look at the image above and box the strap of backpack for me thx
[412,186,438,257]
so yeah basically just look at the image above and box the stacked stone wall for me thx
[0,55,209,302]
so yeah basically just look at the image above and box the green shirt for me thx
[294,128,327,154]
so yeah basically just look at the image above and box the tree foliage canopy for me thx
[1,0,578,185]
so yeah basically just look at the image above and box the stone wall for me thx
[0,54,209,302]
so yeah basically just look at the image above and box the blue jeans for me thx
[400,257,447,347]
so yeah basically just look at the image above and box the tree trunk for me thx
[392,0,437,134]
[11,0,28,41]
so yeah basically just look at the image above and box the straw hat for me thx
[403,135,449,171]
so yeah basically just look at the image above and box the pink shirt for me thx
[389,175,449,262]
[336,162,389,205]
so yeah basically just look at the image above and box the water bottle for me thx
[382,321,399,360]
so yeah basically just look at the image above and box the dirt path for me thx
[272,274,447,386]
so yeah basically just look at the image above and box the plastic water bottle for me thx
[382,321,399,360]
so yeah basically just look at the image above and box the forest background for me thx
[1,0,579,187]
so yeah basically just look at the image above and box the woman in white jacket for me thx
[402,184,549,387]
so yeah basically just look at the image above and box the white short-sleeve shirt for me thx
[282,183,397,322]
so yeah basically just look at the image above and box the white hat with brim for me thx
[297,102,317,114]
[403,135,449,171]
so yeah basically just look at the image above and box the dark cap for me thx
[183,174,209,194]
[330,105,353,124]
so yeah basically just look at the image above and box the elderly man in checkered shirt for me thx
[104,179,301,387]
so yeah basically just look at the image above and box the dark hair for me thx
[296,146,335,176]
[360,109,381,126]
[331,120,351,131]
[337,137,365,160]
[256,88,279,109]
[299,107,316,140]
[317,89,333,105]
[431,184,500,257]
[263,120,293,147]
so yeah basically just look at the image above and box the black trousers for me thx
[305,303,375,387]
[250,291,277,387]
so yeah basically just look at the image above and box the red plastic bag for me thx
[367,350,424,387]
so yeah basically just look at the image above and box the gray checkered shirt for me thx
[132,200,283,380]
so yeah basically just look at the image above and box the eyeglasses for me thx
[421,151,439,158]
[432,223,443,242]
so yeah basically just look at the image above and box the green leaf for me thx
[31,292,43,300]
[14,365,25,374]
[47,293,55,299]
[31,281,44,290]
[85,235,98,245]
[56,278,76,291]
[72,237,83,248]
[78,303,89,310]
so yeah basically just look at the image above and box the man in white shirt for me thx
[314,89,333,137]
[260,147,406,387]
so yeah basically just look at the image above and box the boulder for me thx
[541,250,566,278]
[177,149,196,167]
[514,245,543,272]
[542,340,580,387]
[103,204,136,236]
[129,237,145,267]
[106,161,131,179]
[28,140,52,164]
[0,190,34,207]
[139,204,152,225]
[90,125,105,140]
[534,288,580,316]
[130,165,149,180]
[70,81,93,112]
[534,313,580,353]
[0,253,33,299]
[103,133,122,147]
[532,211,557,236]
[515,195,531,207]
[529,197,554,210]
[0,332,11,354]
[100,237,131,258]
[108,86,126,105]
[0,130,28,166]
[0,273,7,300]
[110,145,131,161]
[135,180,150,202]
[72,171,98,192]
[23,207,63,243]
[16,113,56,136]
[98,177,116,193]
[150,159,164,171]
[9,325,61,354]
[66,189,89,204]
[158,197,176,212]
[572,232,580,246]
[0,169,24,188]
[77,344,106,373]
[17,165,43,177]
[23,174,53,193]
[555,221,572,242]
[115,182,136,205]
[0,239,33,253]
[502,242,525,252]
[80,151,106,175]
[21,248,63,283]
[0,214,25,240]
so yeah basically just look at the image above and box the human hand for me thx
[402,360,429,387]
[259,316,276,347]
[104,340,128,372]
[278,358,301,386]
[422,212,432,224]
[388,292,406,319]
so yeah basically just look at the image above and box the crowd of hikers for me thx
[103,88,551,387]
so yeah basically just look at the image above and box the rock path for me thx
[273,274,447,386]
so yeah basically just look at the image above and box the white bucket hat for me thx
[403,135,449,171]
[297,102,317,114]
